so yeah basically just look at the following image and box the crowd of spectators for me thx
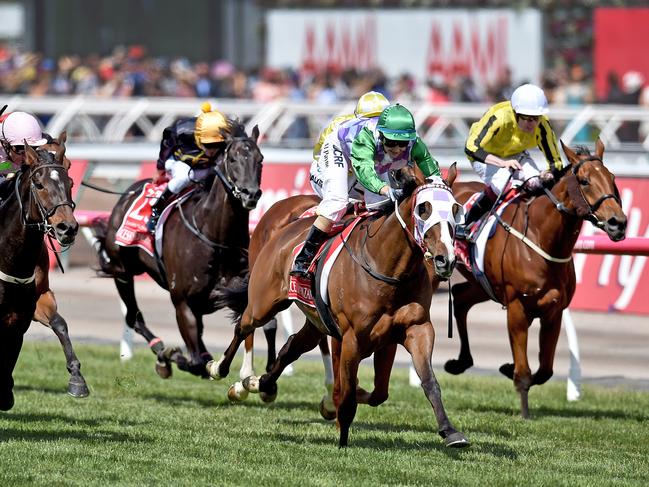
[1,43,647,143]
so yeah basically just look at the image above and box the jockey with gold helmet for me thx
[455,83,563,240]
[148,102,229,233]
[0,111,50,198]
[291,102,441,279]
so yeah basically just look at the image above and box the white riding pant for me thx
[310,132,388,222]
[471,151,541,195]
[164,158,211,194]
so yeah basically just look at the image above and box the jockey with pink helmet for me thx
[0,111,49,196]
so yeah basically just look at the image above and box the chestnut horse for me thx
[209,165,469,448]
[0,142,78,410]
[444,140,627,418]
[92,121,263,380]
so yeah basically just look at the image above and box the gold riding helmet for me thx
[194,102,228,148]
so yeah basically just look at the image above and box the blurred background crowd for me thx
[2,42,647,109]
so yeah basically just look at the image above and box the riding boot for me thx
[455,190,497,240]
[289,225,329,279]
[147,188,174,234]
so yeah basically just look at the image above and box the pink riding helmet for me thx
[0,111,48,147]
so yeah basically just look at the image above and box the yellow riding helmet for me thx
[354,91,390,118]
[194,102,228,146]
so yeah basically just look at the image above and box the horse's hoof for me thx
[444,432,470,448]
[67,380,90,398]
[260,390,277,403]
[227,381,249,402]
[0,392,14,411]
[444,358,472,375]
[319,398,336,421]
[155,360,172,379]
[242,375,260,393]
[499,363,515,380]
[205,359,224,380]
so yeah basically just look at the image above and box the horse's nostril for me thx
[434,255,447,266]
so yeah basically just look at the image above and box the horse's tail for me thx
[210,274,249,323]
[89,216,114,277]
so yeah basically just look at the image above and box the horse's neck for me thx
[363,204,420,278]
[197,179,249,242]
[0,199,43,277]
[528,181,584,254]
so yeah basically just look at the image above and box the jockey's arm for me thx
[536,118,563,171]
[465,113,522,171]
[350,127,385,194]
[411,137,441,178]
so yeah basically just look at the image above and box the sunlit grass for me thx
[1,342,648,486]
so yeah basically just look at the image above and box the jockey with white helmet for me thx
[456,83,563,240]
[291,102,441,279]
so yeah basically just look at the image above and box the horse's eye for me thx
[417,202,431,219]
[34,181,44,190]
[579,178,590,186]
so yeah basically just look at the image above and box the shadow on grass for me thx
[458,404,649,422]
[0,410,144,428]
[0,424,150,444]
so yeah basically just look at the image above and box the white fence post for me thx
[562,309,582,401]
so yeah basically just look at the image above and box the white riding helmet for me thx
[354,91,390,118]
[510,84,549,116]
[0,112,48,146]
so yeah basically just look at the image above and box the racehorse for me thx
[91,121,264,380]
[444,139,627,418]
[0,141,78,410]
[209,165,469,448]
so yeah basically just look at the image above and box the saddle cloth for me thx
[115,182,167,256]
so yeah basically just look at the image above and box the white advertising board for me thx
[267,9,542,88]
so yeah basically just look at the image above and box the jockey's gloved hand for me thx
[388,187,404,202]
[540,169,555,188]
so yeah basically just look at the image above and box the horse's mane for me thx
[223,118,247,139]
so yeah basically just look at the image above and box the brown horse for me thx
[91,121,264,380]
[0,141,78,410]
[444,139,627,418]
[209,165,469,448]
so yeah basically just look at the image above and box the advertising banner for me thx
[267,9,542,87]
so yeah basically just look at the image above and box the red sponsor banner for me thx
[572,177,649,314]
[594,8,649,99]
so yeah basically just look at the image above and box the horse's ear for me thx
[24,142,39,166]
[560,139,578,164]
[413,163,426,185]
[54,132,69,169]
[251,125,260,144]
[444,162,457,187]
[595,137,605,160]
[57,131,67,146]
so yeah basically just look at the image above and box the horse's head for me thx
[16,133,78,245]
[560,139,627,242]
[217,125,263,211]
[396,163,462,280]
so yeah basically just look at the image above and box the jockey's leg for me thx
[455,187,497,239]
[289,216,331,278]
[147,158,188,233]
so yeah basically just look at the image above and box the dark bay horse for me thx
[445,139,627,418]
[92,122,263,379]
[209,165,469,448]
[0,142,78,410]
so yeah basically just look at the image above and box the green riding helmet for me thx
[377,104,417,141]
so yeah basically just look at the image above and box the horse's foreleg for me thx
[0,328,27,411]
[318,336,335,420]
[262,318,277,373]
[34,291,89,398]
[206,311,254,380]
[114,276,165,358]
[336,331,360,448]
[357,343,397,407]
[504,300,533,419]
[173,302,209,377]
[444,280,488,375]
[533,309,563,386]
[404,322,469,448]
[241,333,255,380]
[248,320,323,403]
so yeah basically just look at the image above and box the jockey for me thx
[0,111,49,197]
[455,83,563,240]
[290,103,441,279]
[147,102,229,233]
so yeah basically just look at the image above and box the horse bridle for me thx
[213,137,258,201]
[543,156,620,228]
[14,162,76,235]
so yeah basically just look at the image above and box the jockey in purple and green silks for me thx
[291,103,441,279]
